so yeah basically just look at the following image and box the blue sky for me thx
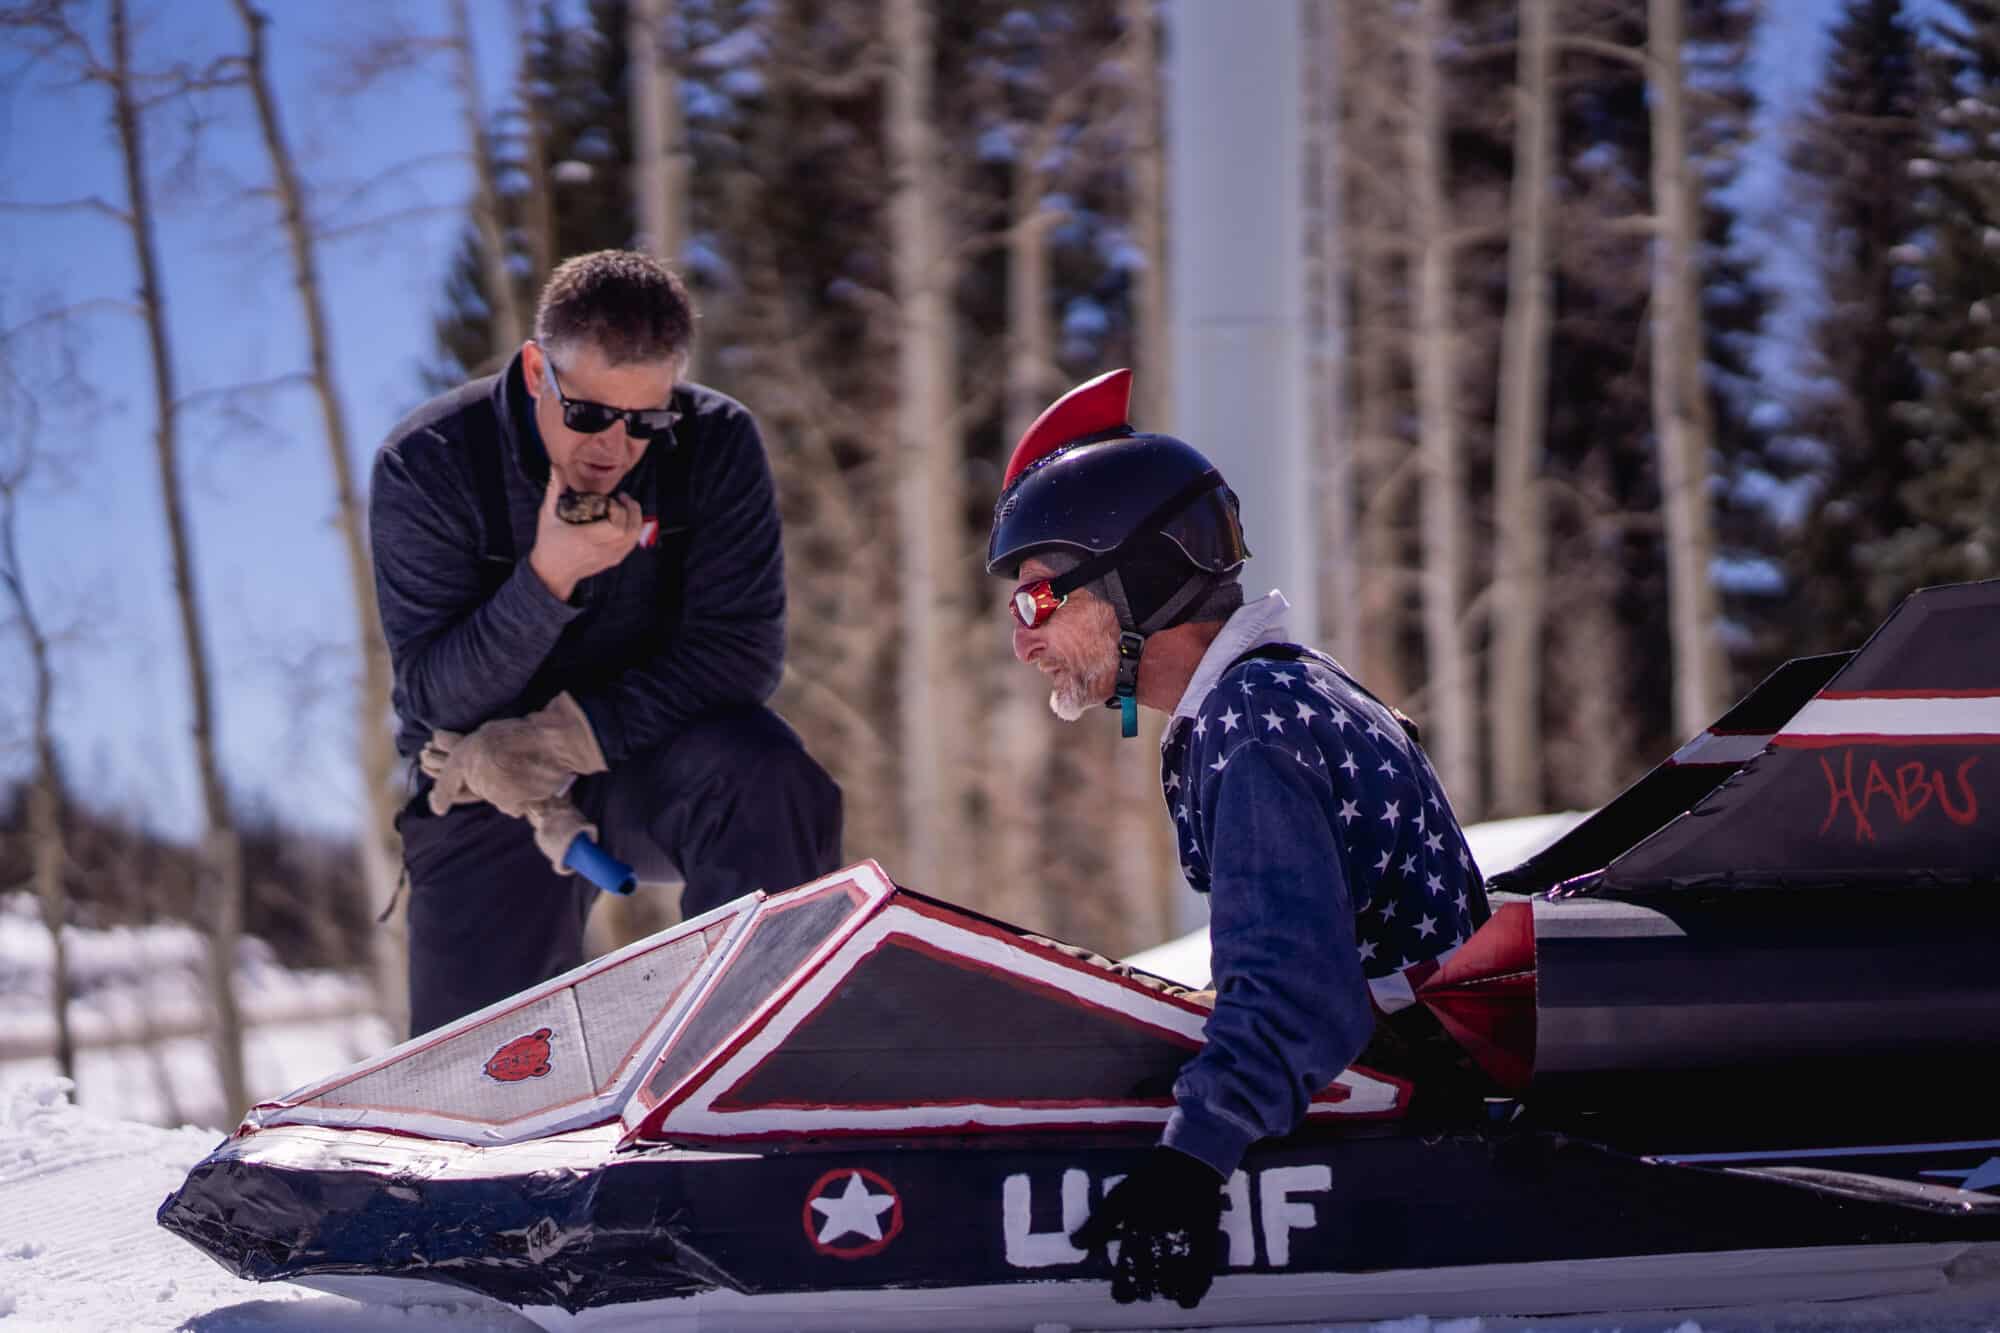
[0,0,1853,841]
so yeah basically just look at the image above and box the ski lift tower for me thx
[1166,0,1315,638]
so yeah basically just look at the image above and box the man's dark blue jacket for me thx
[1159,592,1489,1178]
[369,352,785,765]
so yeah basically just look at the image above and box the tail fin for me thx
[1489,652,1849,895]
[1589,579,2000,894]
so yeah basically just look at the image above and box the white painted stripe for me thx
[1785,695,2000,738]
[1532,897,1686,939]
[1656,1137,2000,1166]
[299,1240,1997,1330]
[1668,731,1772,766]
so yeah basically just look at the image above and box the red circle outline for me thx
[800,1167,904,1259]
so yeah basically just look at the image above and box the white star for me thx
[1340,752,1360,778]
[1454,890,1469,914]
[1378,758,1398,779]
[1374,850,1393,873]
[1240,677,1257,695]
[1295,749,1313,766]
[1357,938,1378,961]
[1400,854,1418,877]
[1165,771,1181,792]
[1193,715,1207,738]
[1427,872,1445,896]
[1380,800,1401,827]
[1210,753,1229,774]
[1262,709,1286,732]
[1270,670,1295,687]
[1457,844,1470,869]
[811,1172,896,1244]
[1414,808,1427,833]
[1398,957,1416,970]
[1379,899,1398,921]
[1338,799,1361,825]
[1331,707,1353,730]
[1415,914,1438,939]
[1427,791,1440,811]
[1425,832,1444,854]
[1219,707,1241,733]
[1176,803,1190,822]
[1294,701,1317,724]
[1365,719,1387,742]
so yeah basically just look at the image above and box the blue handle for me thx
[564,834,637,895]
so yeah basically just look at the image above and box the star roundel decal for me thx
[801,1167,904,1259]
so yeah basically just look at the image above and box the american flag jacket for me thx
[1158,593,1489,1177]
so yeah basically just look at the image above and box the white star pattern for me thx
[1156,647,1488,991]
[811,1173,897,1245]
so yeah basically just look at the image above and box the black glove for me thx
[1070,1145,1225,1308]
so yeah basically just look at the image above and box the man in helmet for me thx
[988,368,1491,1310]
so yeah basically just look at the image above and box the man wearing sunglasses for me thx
[370,249,842,1036]
[988,369,1491,1310]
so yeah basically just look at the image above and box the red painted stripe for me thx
[1772,732,2000,749]
[1818,688,2000,700]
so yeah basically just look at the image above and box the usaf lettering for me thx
[1001,1165,1333,1270]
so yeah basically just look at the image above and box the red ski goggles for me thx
[1010,579,1068,629]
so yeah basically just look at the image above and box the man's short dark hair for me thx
[534,250,695,367]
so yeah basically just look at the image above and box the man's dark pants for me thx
[399,704,843,1037]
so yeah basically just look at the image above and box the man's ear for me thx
[521,341,545,400]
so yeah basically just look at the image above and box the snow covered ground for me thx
[4,811,2000,1331]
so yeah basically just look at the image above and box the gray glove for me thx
[424,692,608,818]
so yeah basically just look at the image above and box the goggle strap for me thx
[1046,469,1226,600]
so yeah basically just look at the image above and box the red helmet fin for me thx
[1000,368,1133,489]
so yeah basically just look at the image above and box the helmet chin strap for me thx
[1099,569,1216,739]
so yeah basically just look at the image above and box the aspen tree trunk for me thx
[0,483,73,1081]
[1404,0,1479,813]
[1341,0,1410,701]
[986,140,1059,927]
[449,0,524,359]
[110,0,248,1120]
[1647,0,1724,736]
[231,0,407,1032]
[629,0,691,272]
[510,0,556,291]
[1120,0,1179,944]
[886,0,967,901]
[1488,0,1556,816]
[1303,0,1357,666]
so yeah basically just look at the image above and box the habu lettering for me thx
[1002,1165,1331,1271]
[1819,749,1980,844]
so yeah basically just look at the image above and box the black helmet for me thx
[987,368,1250,734]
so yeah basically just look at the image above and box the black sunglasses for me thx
[544,359,681,440]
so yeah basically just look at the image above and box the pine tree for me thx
[1876,0,2000,590]
[1782,0,1926,651]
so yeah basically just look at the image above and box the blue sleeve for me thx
[369,436,580,738]
[1163,737,1374,1178]
[570,407,786,763]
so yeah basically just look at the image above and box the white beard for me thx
[1045,646,1117,722]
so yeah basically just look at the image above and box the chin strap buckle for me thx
[1106,630,1146,739]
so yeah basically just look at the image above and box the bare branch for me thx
[0,196,130,223]
[173,371,313,413]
